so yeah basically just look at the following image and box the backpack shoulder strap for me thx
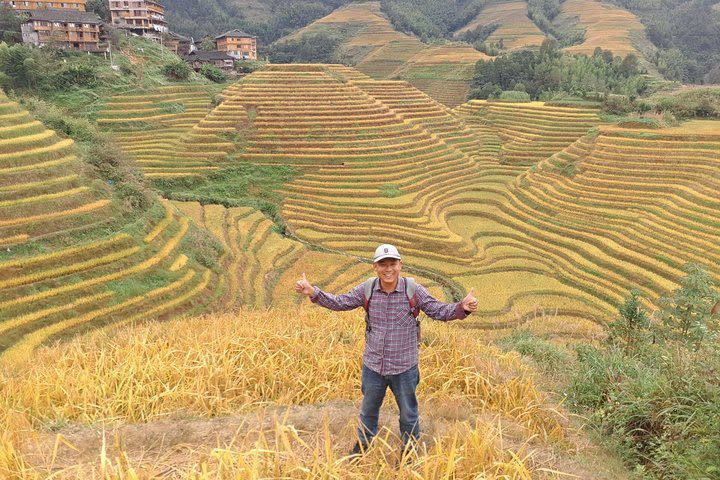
[404,277,420,319]
[362,277,377,313]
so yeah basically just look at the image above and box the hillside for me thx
[274,2,488,107]
[91,64,720,348]
[0,90,225,363]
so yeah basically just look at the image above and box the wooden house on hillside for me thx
[21,8,104,52]
[215,29,257,60]
[1,0,86,10]
[165,31,194,56]
[109,0,167,42]
[183,50,235,72]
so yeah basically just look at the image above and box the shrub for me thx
[607,290,651,354]
[161,60,191,81]
[379,183,402,198]
[235,60,264,74]
[199,64,226,83]
[657,263,720,350]
[603,94,634,115]
[497,90,531,102]
[51,63,98,88]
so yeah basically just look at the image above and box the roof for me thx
[23,8,102,24]
[166,31,191,42]
[183,51,235,61]
[215,29,256,40]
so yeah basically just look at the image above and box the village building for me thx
[183,50,235,72]
[109,0,167,42]
[164,31,194,57]
[215,29,256,60]
[1,0,86,10]
[20,8,104,52]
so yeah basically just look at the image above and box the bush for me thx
[199,64,226,83]
[569,343,720,479]
[51,63,98,88]
[603,94,634,115]
[235,60,264,74]
[497,90,531,102]
[162,60,191,80]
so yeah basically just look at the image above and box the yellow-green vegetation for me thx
[277,2,488,107]
[456,0,548,50]
[172,201,447,310]
[454,100,602,165]
[0,307,589,478]
[0,92,221,362]
[558,0,649,58]
[96,84,225,179]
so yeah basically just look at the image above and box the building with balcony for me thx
[20,8,104,52]
[215,29,256,60]
[109,0,167,42]
[2,1,85,11]
[165,31,194,57]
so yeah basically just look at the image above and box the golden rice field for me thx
[0,308,604,478]
[95,84,224,179]
[455,0,548,50]
[0,92,221,364]
[559,0,647,57]
[92,64,720,346]
[282,1,487,107]
[171,200,447,310]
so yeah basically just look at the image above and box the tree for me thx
[0,42,45,89]
[86,0,110,22]
[608,290,650,354]
[619,54,639,77]
[657,263,720,350]
[0,6,23,45]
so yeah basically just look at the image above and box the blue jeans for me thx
[357,364,420,448]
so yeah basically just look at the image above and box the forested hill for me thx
[163,0,720,83]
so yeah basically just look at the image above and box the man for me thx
[294,243,478,455]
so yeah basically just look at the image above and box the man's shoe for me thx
[349,441,365,456]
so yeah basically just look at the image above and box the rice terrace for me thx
[0,0,719,478]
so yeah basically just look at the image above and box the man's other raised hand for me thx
[295,272,315,297]
[462,287,478,313]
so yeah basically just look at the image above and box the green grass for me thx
[379,183,402,197]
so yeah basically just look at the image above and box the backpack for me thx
[362,277,421,343]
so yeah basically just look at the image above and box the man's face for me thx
[373,258,402,286]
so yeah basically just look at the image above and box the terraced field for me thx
[96,84,223,179]
[0,94,113,244]
[282,2,485,107]
[0,93,219,362]
[454,100,602,166]
[443,120,720,339]
[173,201,447,310]
[559,0,648,57]
[24,62,718,351]
[224,65,486,275]
[455,0,548,50]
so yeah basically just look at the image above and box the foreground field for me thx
[0,308,621,479]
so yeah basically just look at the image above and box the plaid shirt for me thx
[311,277,468,375]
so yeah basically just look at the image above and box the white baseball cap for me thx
[373,244,401,262]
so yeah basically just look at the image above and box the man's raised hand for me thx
[461,287,478,313]
[294,272,315,297]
